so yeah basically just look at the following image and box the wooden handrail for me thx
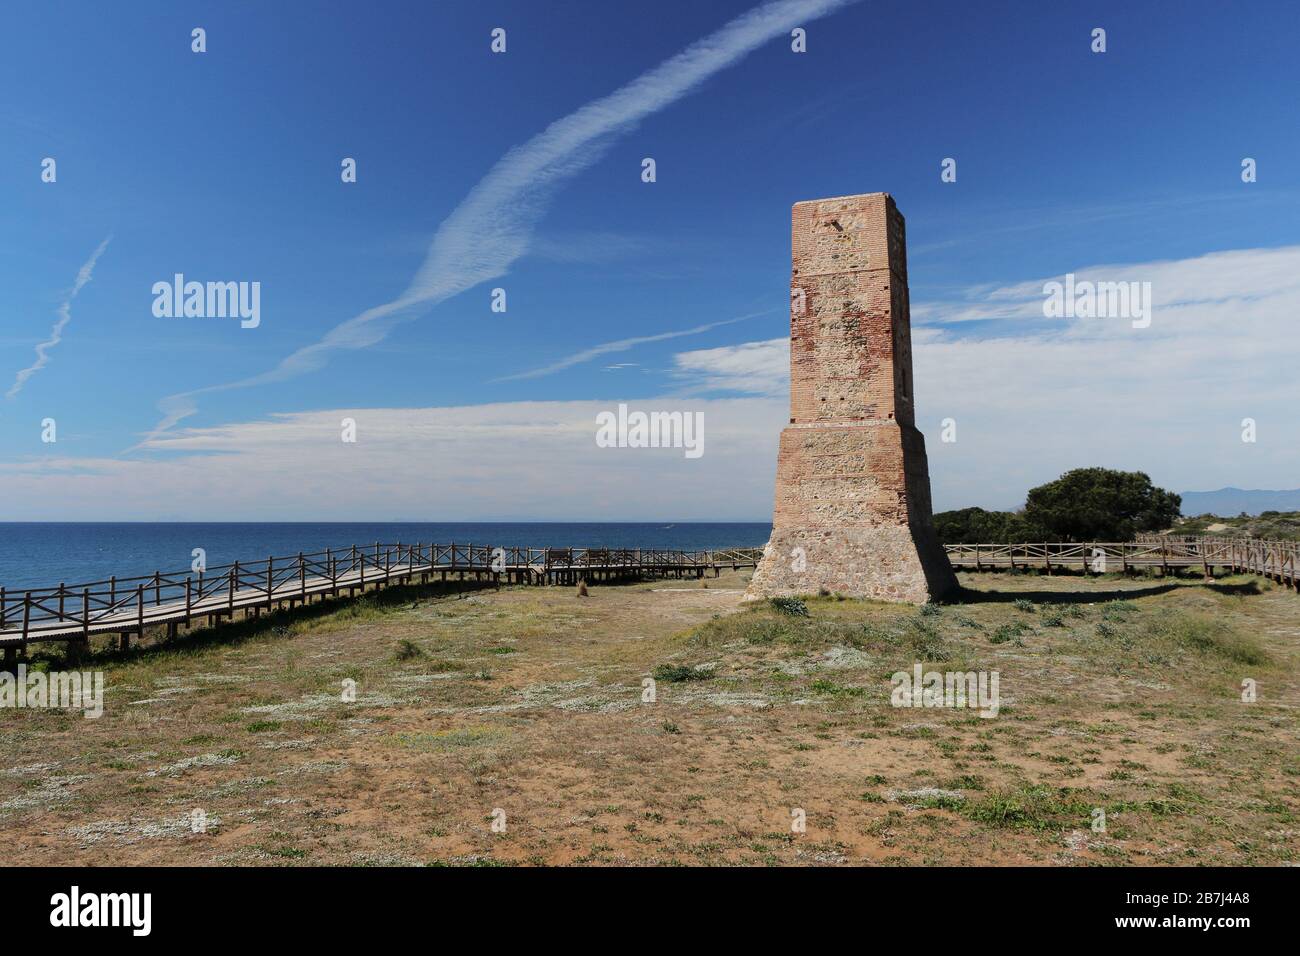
[945,535,1297,587]
[0,540,767,643]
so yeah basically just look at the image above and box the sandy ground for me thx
[1,569,1296,866]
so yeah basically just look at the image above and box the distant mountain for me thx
[1179,487,1300,516]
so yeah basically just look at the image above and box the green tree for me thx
[1022,467,1181,541]
[932,507,1042,544]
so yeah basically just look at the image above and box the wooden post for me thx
[266,556,274,610]
[154,571,161,605]
[0,586,5,630]
[109,576,116,607]
[81,588,90,644]
[59,583,66,619]
[230,561,238,614]
[299,552,306,602]
[185,578,193,627]
[137,584,144,634]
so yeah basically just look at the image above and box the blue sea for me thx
[0,522,773,593]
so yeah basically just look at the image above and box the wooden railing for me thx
[944,535,1298,588]
[0,542,764,651]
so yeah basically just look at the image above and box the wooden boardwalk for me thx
[5,533,1293,663]
[945,535,1299,588]
[0,542,763,660]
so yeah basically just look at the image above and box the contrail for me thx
[139,0,860,443]
[7,236,112,399]
[493,311,773,382]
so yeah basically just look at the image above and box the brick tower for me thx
[745,193,957,604]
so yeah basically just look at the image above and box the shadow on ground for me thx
[951,576,1263,605]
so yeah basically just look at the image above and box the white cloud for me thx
[913,245,1300,326]
[916,246,1300,509]
[672,338,789,396]
[6,236,111,399]
[15,244,1293,521]
[4,398,785,521]
[142,0,860,440]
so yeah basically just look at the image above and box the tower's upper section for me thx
[788,192,914,427]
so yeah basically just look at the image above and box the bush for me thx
[1024,467,1180,542]
[933,507,1043,545]
[989,622,1028,645]
[394,639,424,661]
[935,466,1181,543]
[652,664,715,683]
[769,597,810,617]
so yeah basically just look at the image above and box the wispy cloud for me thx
[671,244,1300,509]
[9,245,1298,520]
[141,0,860,443]
[911,245,1300,327]
[910,245,1300,508]
[672,337,789,396]
[6,397,785,521]
[493,312,770,382]
[7,236,111,399]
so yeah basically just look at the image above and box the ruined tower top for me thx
[789,192,914,429]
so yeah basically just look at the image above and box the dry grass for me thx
[1,569,1296,866]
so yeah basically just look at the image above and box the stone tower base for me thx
[746,526,956,604]
[744,420,958,604]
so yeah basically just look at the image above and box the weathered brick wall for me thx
[746,193,956,604]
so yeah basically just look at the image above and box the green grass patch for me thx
[653,664,715,683]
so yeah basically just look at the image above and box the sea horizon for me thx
[0,521,773,593]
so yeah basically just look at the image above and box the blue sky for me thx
[2,0,1297,520]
